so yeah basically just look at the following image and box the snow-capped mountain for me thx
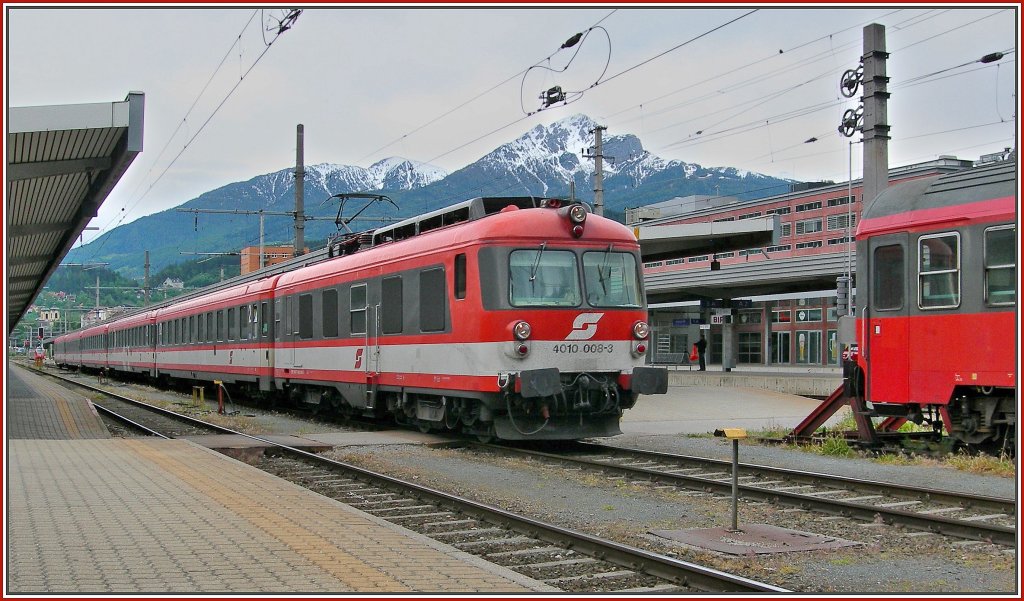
[67,115,790,276]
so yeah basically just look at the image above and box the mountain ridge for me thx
[66,113,794,277]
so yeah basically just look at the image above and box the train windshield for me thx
[583,251,642,308]
[509,248,581,307]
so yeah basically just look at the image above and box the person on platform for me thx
[696,334,708,371]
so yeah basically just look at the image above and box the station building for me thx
[633,153,1006,368]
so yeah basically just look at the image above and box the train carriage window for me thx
[231,308,240,340]
[189,316,195,344]
[918,233,960,309]
[350,284,367,335]
[250,304,258,340]
[454,254,467,300]
[299,294,313,339]
[240,306,249,340]
[217,310,225,342]
[985,226,1016,306]
[198,314,205,342]
[583,251,641,308]
[323,289,339,338]
[873,244,904,310]
[206,313,213,342]
[420,268,446,332]
[260,302,269,338]
[381,277,403,334]
[509,249,581,307]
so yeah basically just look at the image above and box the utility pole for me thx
[295,124,305,257]
[583,125,608,216]
[143,250,151,306]
[861,23,889,208]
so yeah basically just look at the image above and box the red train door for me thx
[865,233,910,404]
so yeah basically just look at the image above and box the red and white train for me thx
[844,159,1017,453]
[54,197,668,441]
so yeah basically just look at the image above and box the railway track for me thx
[466,441,1016,546]
[40,369,787,594]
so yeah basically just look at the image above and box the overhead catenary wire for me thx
[86,10,302,263]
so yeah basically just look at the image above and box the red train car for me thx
[846,160,1017,452]
[54,197,668,441]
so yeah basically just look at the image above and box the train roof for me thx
[862,159,1016,221]
[277,201,639,291]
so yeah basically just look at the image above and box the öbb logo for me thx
[565,313,604,341]
[354,348,363,369]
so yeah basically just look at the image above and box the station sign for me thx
[699,299,753,309]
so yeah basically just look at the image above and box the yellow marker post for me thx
[714,428,748,532]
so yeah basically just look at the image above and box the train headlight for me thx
[513,320,532,341]
[568,204,587,224]
[632,320,650,340]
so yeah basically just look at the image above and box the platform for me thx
[4,364,554,594]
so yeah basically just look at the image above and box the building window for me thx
[796,240,823,249]
[738,211,762,220]
[644,261,664,268]
[873,244,904,310]
[795,330,821,364]
[765,244,791,253]
[795,201,822,212]
[713,216,735,222]
[828,236,852,246]
[772,331,791,363]
[772,310,791,323]
[985,225,1015,306]
[795,218,822,235]
[780,223,791,237]
[687,255,709,263]
[827,195,854,207]
[737,310,762,324]
[713,252,734,259]
[766,207,791,215]
[738,332,761,364]
[918,233,960,309]
[350,284,367,335]
[795,308,822,322]
[827,214,857,230]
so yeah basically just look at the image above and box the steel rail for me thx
[471,442,1016,546]
[575,442,1016,513]
[92,402,170,438]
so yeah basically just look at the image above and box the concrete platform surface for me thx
[623,385,849,435]
[6,438,554,594]
[7,364,109,439]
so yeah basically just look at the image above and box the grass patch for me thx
[945,451,1016,478]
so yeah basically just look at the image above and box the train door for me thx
[864,233,910,404]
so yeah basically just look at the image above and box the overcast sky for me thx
[6,5,1018,244]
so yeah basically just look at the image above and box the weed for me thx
[945,451,1015,478]
[818,434,853,457]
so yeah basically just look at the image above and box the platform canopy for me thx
[6,92,144,334]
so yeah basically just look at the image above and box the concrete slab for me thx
[650,524,863,555]
[623,385,851,436]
